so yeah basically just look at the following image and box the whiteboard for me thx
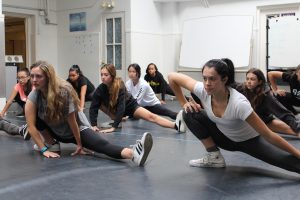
[269,16,300,68]
[179,15,253,68]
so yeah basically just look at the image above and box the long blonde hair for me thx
[30,61,80,122]
[101,64,123,112]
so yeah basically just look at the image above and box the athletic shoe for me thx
[189,150,226,168]
[175,110,186,133]
[132,132,153,166]
[19,124,31,140]
[33,141,61,152]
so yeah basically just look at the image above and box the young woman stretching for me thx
[89,64,185,134]
[222,58,300,135]
[25,60,153,166]
[241,68,299,136]
[144,63,176,104]
[268,66,300,114]
[67,65,95,111]
[126,63,177,120]
[168,59,300,173]
[0,68,33,118]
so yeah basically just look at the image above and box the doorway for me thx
[5,16,26,68]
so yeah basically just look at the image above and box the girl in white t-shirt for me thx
[168,59,300,174]
[126,63,177,120]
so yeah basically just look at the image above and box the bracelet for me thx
[40,146,48,154]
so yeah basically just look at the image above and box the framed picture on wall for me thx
[70,12,87,32]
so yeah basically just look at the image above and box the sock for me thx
[206,146,219,152]
[174,124,178,130]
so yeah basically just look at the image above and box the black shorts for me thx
[124,98,140,117]
[260,114,276,124]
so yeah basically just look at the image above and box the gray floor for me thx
[1,100,300,200]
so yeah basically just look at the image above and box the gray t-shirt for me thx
[28,89,90,139]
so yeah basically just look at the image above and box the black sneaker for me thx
[19,124,31,140]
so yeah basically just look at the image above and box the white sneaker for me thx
[19,124,31,140]
[189,151,226,168]
[175,110,186,133]
[33,141,61,152]
[132,132,153,166]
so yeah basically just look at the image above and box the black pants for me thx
[144,104,177,120]
[264,94,300,133]
[37,119,124,159]
[183,110,300,174]
[14,93,25,109]
[276,92,300,115]
[160,84,175,101]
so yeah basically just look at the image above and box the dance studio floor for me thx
[0,100,300,200]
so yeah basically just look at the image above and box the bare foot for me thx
[160,100,166,105]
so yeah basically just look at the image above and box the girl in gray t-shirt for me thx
[24,60,153,166]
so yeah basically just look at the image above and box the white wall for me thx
[130,0,165,79]
[128,0,300,83]
[176,0,300,73]
[2,0,58,68]
[0,0,6,109]
[56,0,131,85]
[3,0,300,86]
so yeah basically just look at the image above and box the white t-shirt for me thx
[125,79,160,107]
[193,82,259,142]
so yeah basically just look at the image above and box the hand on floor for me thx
[43,151,60,158]
[71,145,91,156]
[99,127,115,133]
[91,126,100,132]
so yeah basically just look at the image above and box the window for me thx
[104,14,124,70]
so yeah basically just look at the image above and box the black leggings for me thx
[183,110,300,174]
[276,92,300,115]
[37,119,124,159]
[14,93,25,109]
[264,94,300,133]
[144,104,177,120]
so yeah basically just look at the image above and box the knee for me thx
[147,113,158,122]
[183,111,193,123]
[183,111,210,127]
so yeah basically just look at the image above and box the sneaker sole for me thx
[190,163,226,168]
[177,110,186,133]
[139,132,153,166]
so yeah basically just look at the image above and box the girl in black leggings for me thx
[169,59,300,174]
[25,60,152,166]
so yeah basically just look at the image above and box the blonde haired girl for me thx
[25,61,152,166]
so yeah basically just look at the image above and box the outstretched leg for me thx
[0,118,21,136]
[133,107,175,129]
